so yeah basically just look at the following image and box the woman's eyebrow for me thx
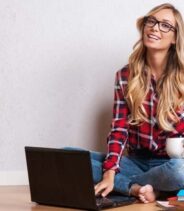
[162,19,173,24]
[151,15,174,25]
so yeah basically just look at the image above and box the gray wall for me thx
[0,0,183,184]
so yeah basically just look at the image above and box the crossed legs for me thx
[91,153,184,203]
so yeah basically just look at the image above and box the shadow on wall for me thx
[93,103,112,153]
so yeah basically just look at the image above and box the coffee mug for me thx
[166,137,184,158]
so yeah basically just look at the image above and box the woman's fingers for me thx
[101,186,113,197]
[94,170,115,197]
[94,181,113,197]
[94,182,106,196]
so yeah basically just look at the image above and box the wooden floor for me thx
[0,186,162,211]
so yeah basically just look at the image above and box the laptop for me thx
[25,146,136,210]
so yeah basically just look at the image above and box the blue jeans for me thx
[91,151,184,195]
[64,147,184,196]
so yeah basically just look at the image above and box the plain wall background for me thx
[0,0,184,184]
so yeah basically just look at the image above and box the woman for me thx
[92,3,184,203]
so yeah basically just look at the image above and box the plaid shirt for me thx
[103,66,184,172]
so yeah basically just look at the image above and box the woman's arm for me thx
[103,67,130,172]
[95,67,130,197]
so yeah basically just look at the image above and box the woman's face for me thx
[143,9,176,52]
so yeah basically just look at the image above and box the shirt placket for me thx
[149,78,158,150]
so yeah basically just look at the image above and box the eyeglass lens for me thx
[145,17,175,33]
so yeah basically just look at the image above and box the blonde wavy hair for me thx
[127,3,184,131]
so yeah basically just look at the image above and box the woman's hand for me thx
[94,169,115,197]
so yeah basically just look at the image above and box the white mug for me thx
[166,137,184,158]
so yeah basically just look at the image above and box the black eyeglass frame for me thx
[144,16,176,33]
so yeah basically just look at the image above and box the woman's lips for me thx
[147,34,161,40]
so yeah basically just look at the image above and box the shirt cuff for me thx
[102,160,120,173]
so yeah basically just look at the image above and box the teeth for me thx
[148,34,160,40]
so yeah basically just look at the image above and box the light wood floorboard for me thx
[0,186,162,211]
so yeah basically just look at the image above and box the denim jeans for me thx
[91,151,184,195]
[64,147,184,196]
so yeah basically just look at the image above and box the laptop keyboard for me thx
[96,197,113,207]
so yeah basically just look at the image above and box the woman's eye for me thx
[148,19,156,24]
[161,23,170,29]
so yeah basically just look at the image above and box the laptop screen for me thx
[25,147,98,210]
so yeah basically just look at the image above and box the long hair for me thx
[127,3,184,131]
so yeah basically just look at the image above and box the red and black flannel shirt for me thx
[103,66,184,172]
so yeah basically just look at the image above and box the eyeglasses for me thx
[144,16,176,33]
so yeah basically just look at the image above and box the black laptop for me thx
[25,146,136,210]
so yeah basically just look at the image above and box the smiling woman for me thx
[143,9,176,53]
[128,4,184,126]
[65,3,184,205]
[90,3,184,204]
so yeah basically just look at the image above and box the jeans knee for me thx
[90,151,106,162]
[169,158,184,170]
[91,159,103,183]
[168,159,184,185]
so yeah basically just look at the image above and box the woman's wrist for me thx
[103,169,115,180]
